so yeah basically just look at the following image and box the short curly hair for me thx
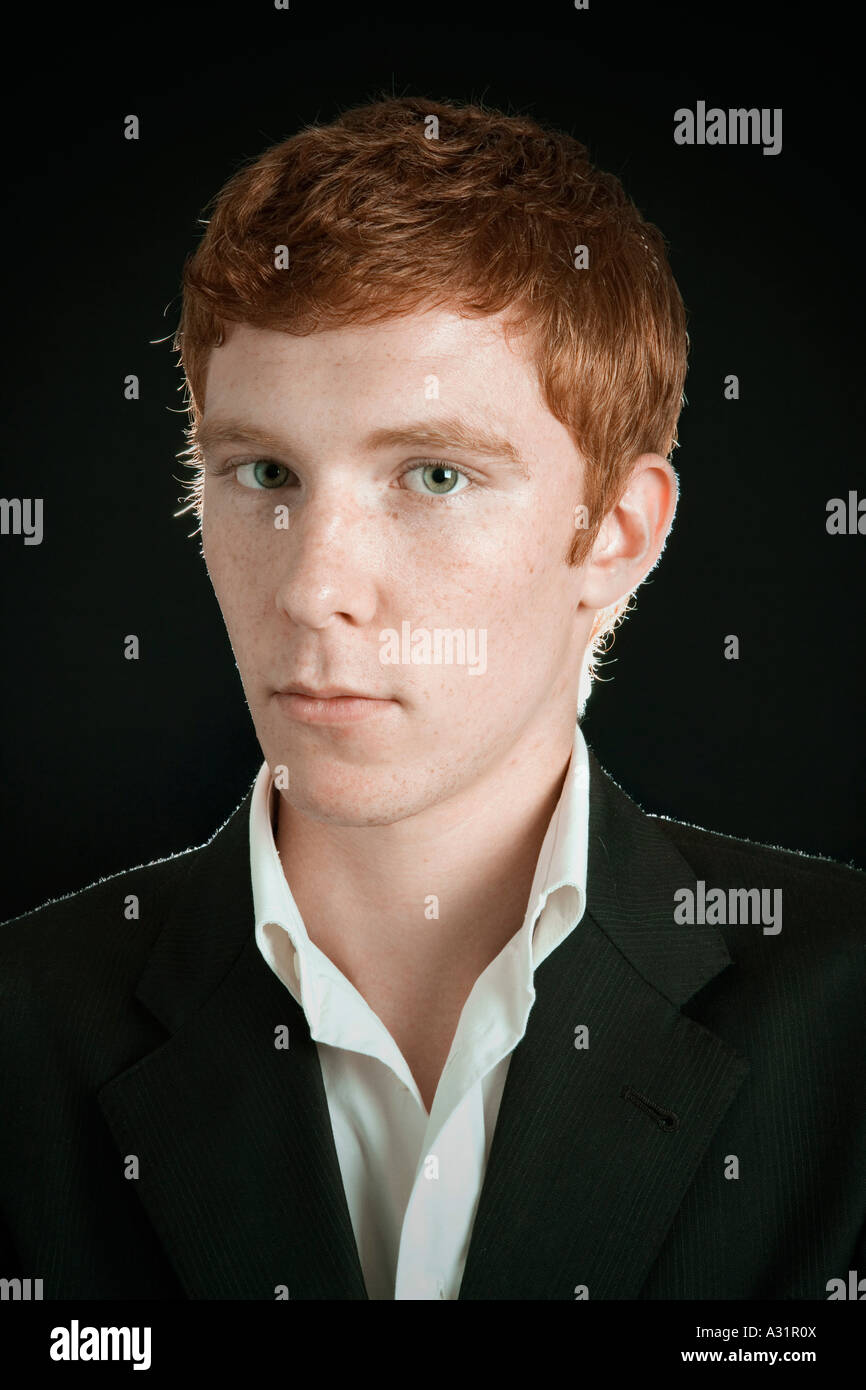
[172,94,688,700]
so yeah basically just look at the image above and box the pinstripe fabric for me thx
[1,748,864,1299]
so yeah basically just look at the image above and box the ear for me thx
[579,454,679,612]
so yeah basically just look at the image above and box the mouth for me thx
[273,683,399,725]
[277,683,383,700]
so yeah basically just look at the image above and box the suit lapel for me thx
[97,784,368,1299]
[457,747,750,1299]
[99,748,749,1301]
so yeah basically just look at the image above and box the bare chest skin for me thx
[349,968,480,1114]
[300,875,540,1112]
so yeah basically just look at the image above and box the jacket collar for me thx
[98,746,748,1299]
[458,747,748,1298]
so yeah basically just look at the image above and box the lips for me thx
[277,684,383,700]
[273,684,398,726]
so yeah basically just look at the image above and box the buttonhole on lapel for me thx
[621,1085,680,1132]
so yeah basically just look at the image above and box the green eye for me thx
[405,463,468,496]
[236,459,291,489]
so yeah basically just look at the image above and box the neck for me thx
[274,717,577,995]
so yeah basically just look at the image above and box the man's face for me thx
[199,308,594,826]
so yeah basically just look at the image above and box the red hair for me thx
[172,95,688,685]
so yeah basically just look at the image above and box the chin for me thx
[270,761,438,828]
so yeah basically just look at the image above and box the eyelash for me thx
[210,457,477,500]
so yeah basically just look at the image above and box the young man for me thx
[1,96,863,1302]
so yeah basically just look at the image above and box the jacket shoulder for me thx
[0,779,255,1010]
[0,843,200,986]
[654,811,866,921]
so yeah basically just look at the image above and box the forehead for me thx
[201,307,579,471]
[208,306,532,383]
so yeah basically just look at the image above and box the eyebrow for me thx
[193,414,532,480]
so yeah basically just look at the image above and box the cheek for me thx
[398,551,565,688]
[401,506,550,597]
[201,511,270,651]
[427,522,564,623]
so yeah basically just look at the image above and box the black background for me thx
[1,0,863,922]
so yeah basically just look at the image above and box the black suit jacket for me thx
[1,750,864,1300]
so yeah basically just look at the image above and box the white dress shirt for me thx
[251,723,590,1300]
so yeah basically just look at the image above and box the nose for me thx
[273,491,380,630]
